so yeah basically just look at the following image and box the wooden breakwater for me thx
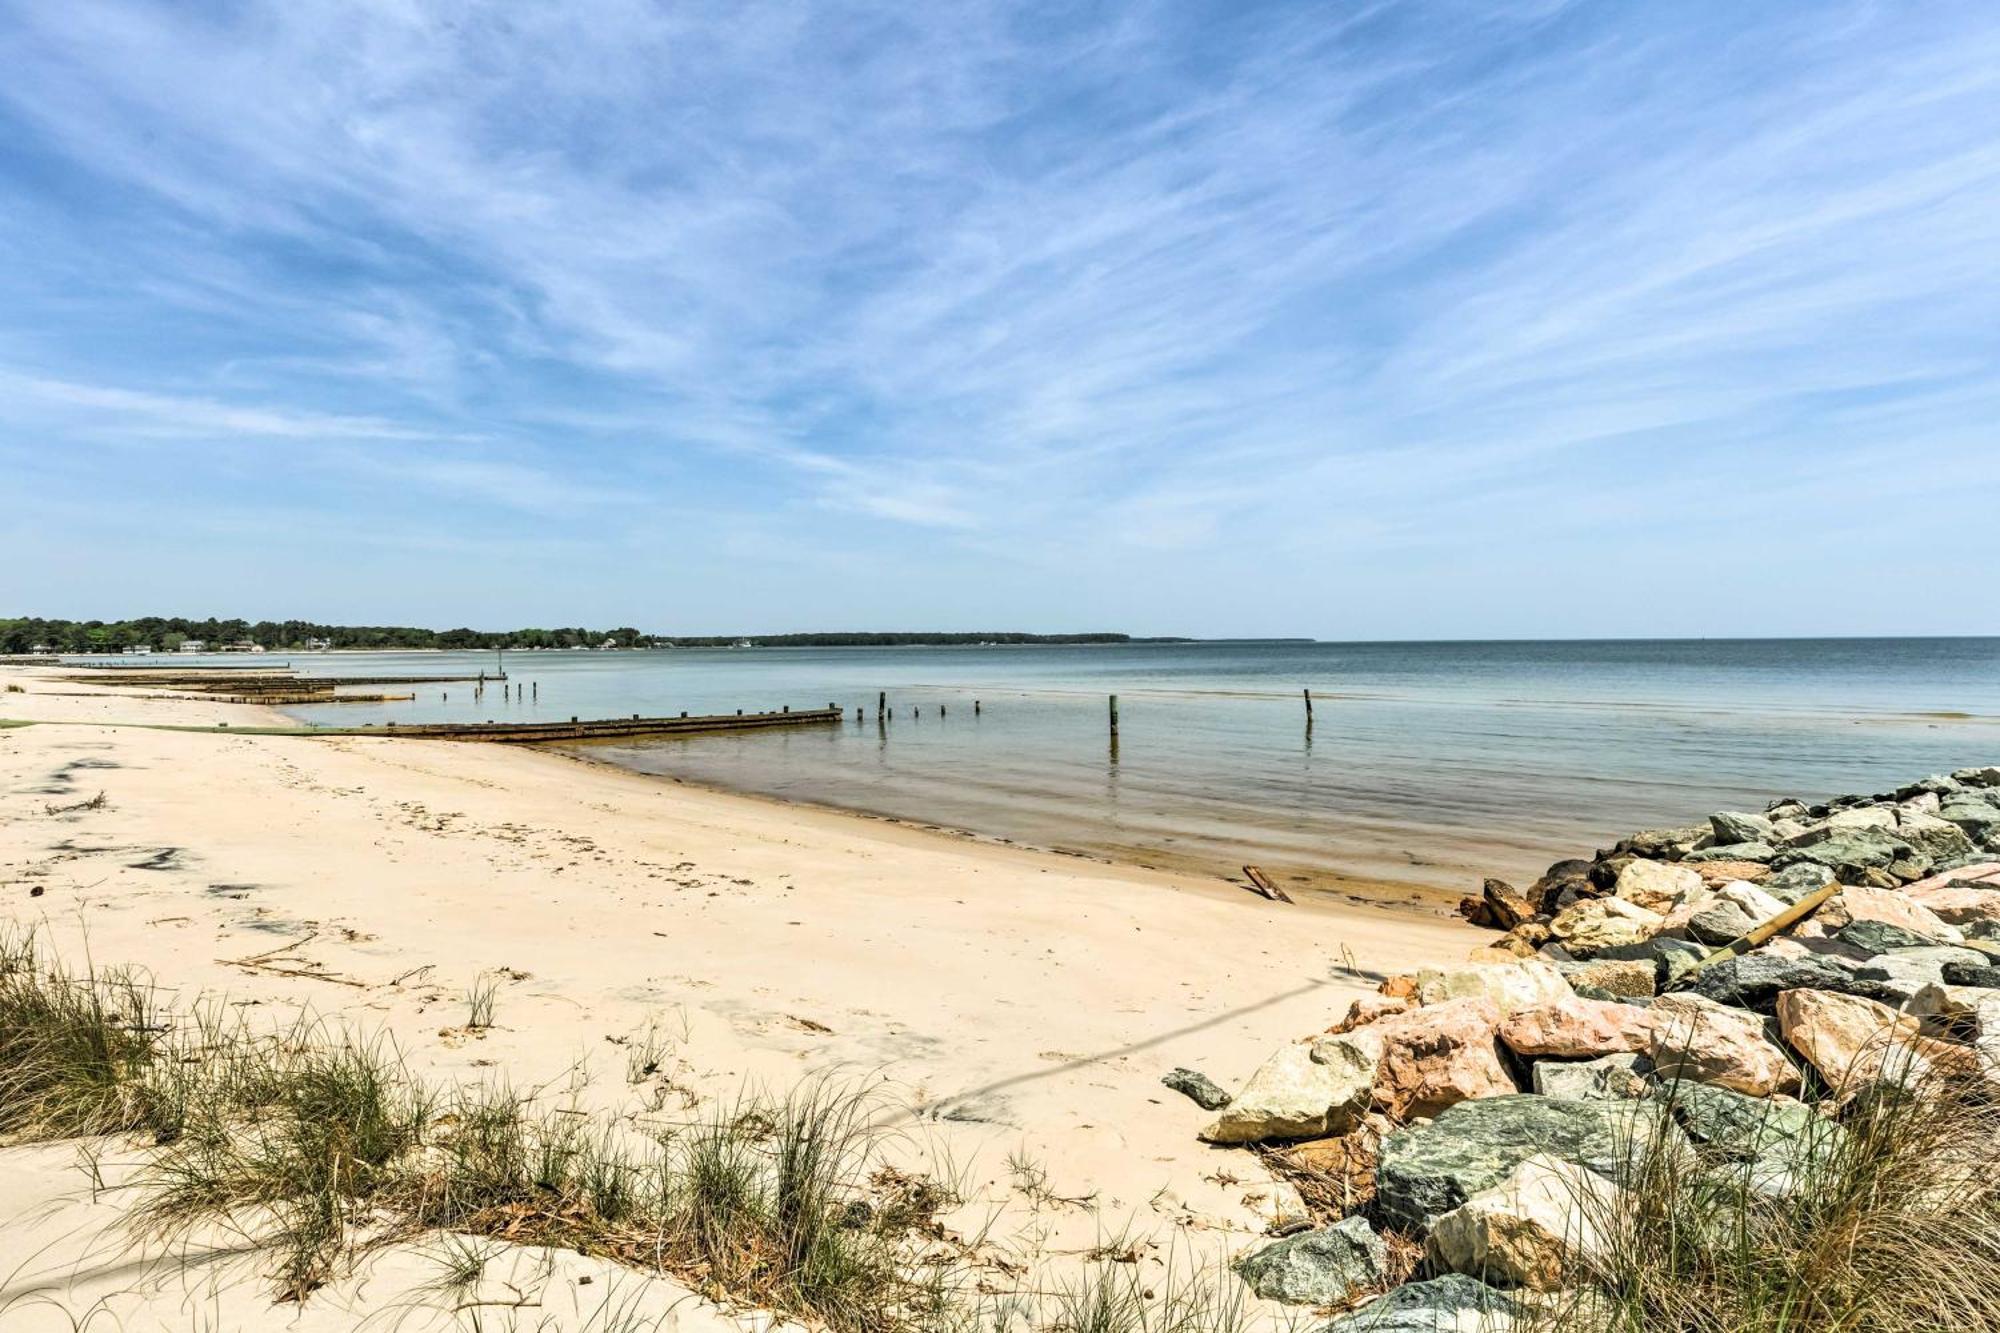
[349,706,843,744]
[55,672,497,692]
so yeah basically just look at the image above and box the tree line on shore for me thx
[0,617,1163,654]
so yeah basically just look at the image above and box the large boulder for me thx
[1816,885,1963,944]
[1826,806,1898,833]
[1674,951,1905,1014]
[1414,960,1572,1015]
[1774,826,1925,880]
[1200,1032,1380,1144]
[1550,898,1664,953]
[1851,946,1993,1001]
[1906,864,2000,926]
[1939,800,2000,851]
[1366,998,1518,1121]
[1774,988,1975,1097]
[1232,1215,1387,1306]
[1529,859,1596,915]
[1499,996,1656,1059]
[1376,1095,1677,1233]
[1895,810,1979,863]
[1710,811,1777,846]
[1648,991,1800,1096]
[1954,766,2000,789]
[1428,1153,1622,1290]
[1760,861,1836,905]
[1618,827,1710,860]
[1318,1275,1520,1333]
[1656,1081,1842,1197]
[1835,920,1946,952]
[1614,860,1706,914]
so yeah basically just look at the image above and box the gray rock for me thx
[1233,1216,1387,1306]
[1774,827,1926,879]
[1942,961,2000,989]
[1675,952,1906,1013]
[1760,861,1836,904]
[1899,775,1964,799]
[1161,1067,1231,1111]
[1617,826,1711,860]
[1531,1052,1651,1101]
[1853,946,1992,998]
[1685,898,1760,945]
[1375,1095,1678,1233]
[1657,1083,1843,1198]
[1940,801,2000,851]
[1836,920,1944,953]
[1954,766,2000,789]
[1685,841,1776,864]
[1710,811,1777,846]
[1316,1275,1520,1333]
[1586,936,1707,989]
[1896,812,1978,863]
[1765,799,1810,820]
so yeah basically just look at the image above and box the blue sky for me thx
[2,1,1998,638]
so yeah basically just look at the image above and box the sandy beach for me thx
[0,663,1482,1329]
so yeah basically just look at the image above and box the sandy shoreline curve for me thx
[0,662,1482,1329]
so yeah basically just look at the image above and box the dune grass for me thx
[1519,1068,2000,1333]
[0,927,165,1142]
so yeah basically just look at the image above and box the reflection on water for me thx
[280,639,2000,904]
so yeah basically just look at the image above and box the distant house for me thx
[123,645,154,655]
[179,640,207,654]
[220,641,265,654]
[597,637,619,651]
[305,637,332,651]
[28,643,52,655]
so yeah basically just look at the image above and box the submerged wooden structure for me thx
[351,707,843,744]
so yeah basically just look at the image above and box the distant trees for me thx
[0,618,1167,655]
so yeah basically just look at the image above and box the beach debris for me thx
[1161,1066,1231,1110]
[1242,864,1294,903]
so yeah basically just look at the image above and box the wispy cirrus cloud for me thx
[1,1,1998,633]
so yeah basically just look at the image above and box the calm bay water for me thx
[278,639,2000,906]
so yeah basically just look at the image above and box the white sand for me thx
[0,665,1481,1329]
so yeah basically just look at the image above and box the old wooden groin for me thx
[350,707,842,744]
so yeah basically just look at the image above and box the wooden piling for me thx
[1109,694,1119,735]
[1304,687,1313,720]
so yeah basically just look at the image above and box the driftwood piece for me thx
[1243,864,1294,904]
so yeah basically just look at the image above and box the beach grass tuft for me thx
[1520,1068,2000,1333]
[464,975,498,1031]
[0,927,165,1142]
[2,931,1257,1331]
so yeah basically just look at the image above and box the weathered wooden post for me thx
[939,704,946,717]
[1304,687,1313,721]
[878,690,886,718]
[1109,694,1119,735]
[974,699,981,715]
